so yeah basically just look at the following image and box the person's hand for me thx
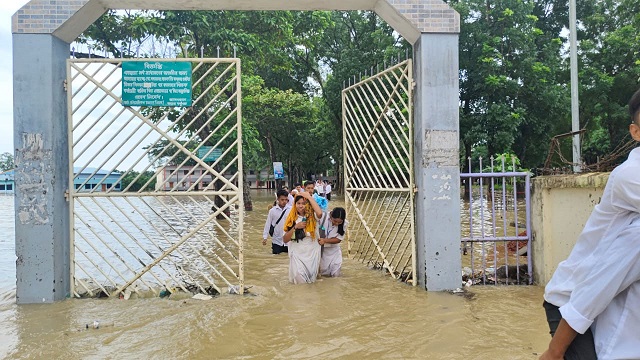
[299,191,311,200]
[295,221,306,229]
[318,238,326,245]
[262,239,267,246]
[538,349,563,360]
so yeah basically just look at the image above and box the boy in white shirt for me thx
[262,189,291,254]
[540,89,640,360]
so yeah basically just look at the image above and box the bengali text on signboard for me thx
[122,61,192,107]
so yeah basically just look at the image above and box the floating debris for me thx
[192,294,213,301]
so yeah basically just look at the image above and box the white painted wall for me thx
[531,173,609,285]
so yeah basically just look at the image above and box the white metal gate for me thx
[342,60,416,285]
[67,58,244,298]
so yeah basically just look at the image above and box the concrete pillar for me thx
[13,34,70,304]
[413,33,461,291]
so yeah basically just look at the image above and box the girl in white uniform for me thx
[318,207,347,277]
[283,189,323,284]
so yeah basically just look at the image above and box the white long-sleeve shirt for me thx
[544,147,640,359]
[262,205,291,246]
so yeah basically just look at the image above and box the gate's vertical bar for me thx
[408,60,417,286]
[236,59,245,293]
[342,86,349,254]
[67,59,76,297]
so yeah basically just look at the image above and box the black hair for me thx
[294,183,302,187]
[330,207,347,236]
[629,88,640,125]
[276,189,289,198]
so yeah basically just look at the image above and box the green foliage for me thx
[79,2,640,176]
[0,152,14,172]
[450,0,570,169]
[120,171,156,191]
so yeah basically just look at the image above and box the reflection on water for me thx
[0,191,550,359]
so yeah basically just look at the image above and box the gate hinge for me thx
[411,80,416,89]
[63,80,68,92]
[413,185,418,193]
[64,190,70,201]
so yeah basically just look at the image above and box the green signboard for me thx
[197,146,222,162]
[122,61,192,107]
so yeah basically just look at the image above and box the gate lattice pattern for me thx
[342,60,416,285]
[68,58,243,298]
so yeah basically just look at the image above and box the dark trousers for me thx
[543,301,597,360]
[326,193,331,201]
[272,243,288,254]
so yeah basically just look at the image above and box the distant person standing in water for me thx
[539,88,640,360]
[262,189,291,254]
[325,181,332,201]
[283,188,323,284]
[318,207,347,277]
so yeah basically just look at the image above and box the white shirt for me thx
[325,184,332,194]
[315,181,325,194]
[262,204,291,246]
[287,193,294,206]
[318,212,348,249]
[544,148,640,359]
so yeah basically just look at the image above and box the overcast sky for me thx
[0,1,30,155]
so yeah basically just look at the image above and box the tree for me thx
[0,152,14,172]
[576,0,640,167]
[448,0,569,169]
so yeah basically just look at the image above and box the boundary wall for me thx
[531,173,609,285]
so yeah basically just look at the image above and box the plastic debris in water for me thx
[192,294,213,301]
[93,321,99,329]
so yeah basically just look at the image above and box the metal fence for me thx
[460,156,532,285]
[67,58,244,298]
[343,60,416,285]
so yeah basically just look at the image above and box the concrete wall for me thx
[531,173,609,285]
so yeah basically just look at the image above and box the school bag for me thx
[269,208,287,237]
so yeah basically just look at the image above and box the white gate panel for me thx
[67,58,243,298]
[343,60,416,285]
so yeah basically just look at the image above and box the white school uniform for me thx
[262,204,290,246]
[319,212,348,277]
[544,147,640,359]
[287,214,321,284]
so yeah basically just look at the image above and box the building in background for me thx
[0,170,14,195]
[73,167,122,192]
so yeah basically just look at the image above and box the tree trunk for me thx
[243,167,253,211]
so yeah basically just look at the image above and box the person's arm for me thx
[539,319,578,360]
[299,191,322,218]
[319,220,346,245]
[559,221,640,335]
[262,209,273,245]
[318,237,341,246]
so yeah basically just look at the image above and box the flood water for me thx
[0,192,551,359]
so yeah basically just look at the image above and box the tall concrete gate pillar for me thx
[13,34,71,303]
[413,34,461,290]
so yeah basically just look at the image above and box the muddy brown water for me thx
[0,192,551,359]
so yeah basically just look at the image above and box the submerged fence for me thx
[460,156,532,285]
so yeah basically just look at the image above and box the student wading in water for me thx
[262,189,291,254]
[318,207,347,277]
[539,88,640,360]
[283,190,323,284]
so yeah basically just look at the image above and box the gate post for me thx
[13,34,71,303]
[413,33,461,291]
